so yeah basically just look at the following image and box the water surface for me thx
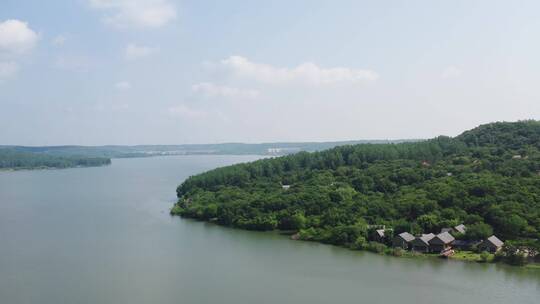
[0,155,538,304]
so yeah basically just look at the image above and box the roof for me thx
[415,233,435,245]
[441,227,453,233]
[454,224,466,234]
[432,231,455,244]
[486,235,504,247]
[376,229,385,237]
[398,232,415,242]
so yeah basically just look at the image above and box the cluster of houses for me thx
[378,224,504,256]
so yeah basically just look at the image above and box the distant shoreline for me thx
[0,163,111,172]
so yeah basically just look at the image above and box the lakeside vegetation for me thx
[0,148,111,170]
[172,121,540,266]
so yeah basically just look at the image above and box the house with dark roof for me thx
[374,229,385,242]
[429,232,455,253]
[478,235,504,253]
[368,228,387,243]
[440,227,453,234]
[440,224,466,235]
[411,233,435,253]
[454,224,466,234]
[392,232,414,249]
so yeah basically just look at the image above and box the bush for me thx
[237,215,278,231]
[366,242,387,254]
[278,213,306,230]
[170,204,184,215]
[351,236,367,250]
[393,247,405,257]
[321,225,367,246]
[479,251,490,263]
[298,227,318,241]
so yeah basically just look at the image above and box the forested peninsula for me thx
[0,149,111,170]
[172,121,540,266]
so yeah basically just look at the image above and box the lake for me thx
[0,155,538,304]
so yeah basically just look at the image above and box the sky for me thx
[0,0,539,145]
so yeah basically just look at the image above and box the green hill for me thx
[172,121,540,254]
[0,148,111,170]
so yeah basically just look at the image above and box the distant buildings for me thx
[267,147,301,155]
[392,232,415,249]
[441,227,453,233]
[429,232,455,253]
[374,229,386,243]
[454,224,466,234]
[440,224,466,235]
[389,224,504,255]
[478,235,504,253]
[411,233,435,253]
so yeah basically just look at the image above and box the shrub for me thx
[278,213,307,230]
[366,241,387,254]
[298,227,318,241]
[393,247,405,257]
[352,236,367,250]
[479,251,490,263]
[170,204,184,215]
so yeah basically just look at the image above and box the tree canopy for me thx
[0,149,111,170]
[172,121,540,250]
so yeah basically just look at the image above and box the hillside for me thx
[0,149,111,170]
[172,121,540,253]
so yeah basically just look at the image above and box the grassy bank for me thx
[450,251,494,263]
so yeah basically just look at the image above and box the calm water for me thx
[0,155,538,304]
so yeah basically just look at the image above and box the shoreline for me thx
[172,211,540,270]
[0,163,111,172]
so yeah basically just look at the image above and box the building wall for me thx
[392,237,409,249]
[412,244,430,253]
[430,244,446,253]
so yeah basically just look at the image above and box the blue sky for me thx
[1,1,539,145]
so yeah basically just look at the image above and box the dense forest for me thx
[0,148,111,170]
[172,121,540,262]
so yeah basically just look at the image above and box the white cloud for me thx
[54,55,91,71]
[115,81,131,90]
[168,104,207,119]
[192,82,260,99]
[124,43,158,60]
[217,56,379,86]
[442,66,462,79]
[0,20,38,81]
[52,35,67,46]
[89,0,177,29]
[0,20,38,54]
[0,61,19,80]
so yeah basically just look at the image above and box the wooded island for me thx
[172,121,540,267]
